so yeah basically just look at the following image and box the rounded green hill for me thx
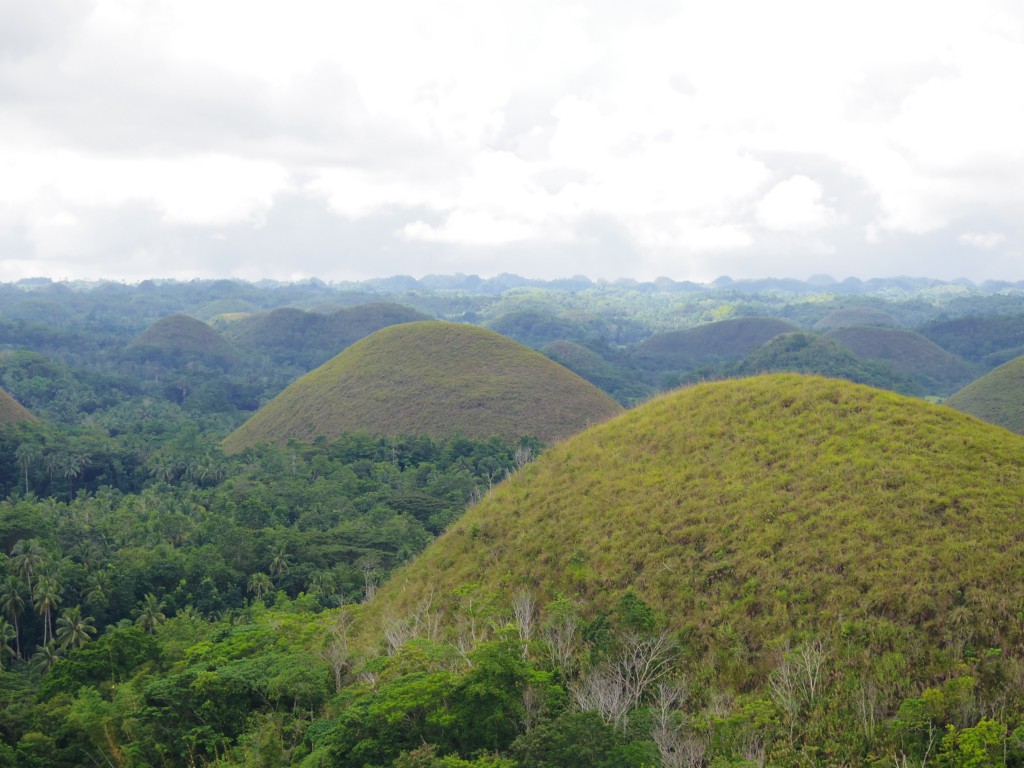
[128,313,234,361]
[825,325,975,392]
[944,354,1024,434]
[631,317,800,370]
[369,374,1024,662]
[222,322,624,452]
[0,387,34,424]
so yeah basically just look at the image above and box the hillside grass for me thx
[812,306,898,330]
[223,322,623,452]
[630,317,800,371]
[127,313,235,361]
[826,325,976,392]
[0,387,34,424]
[367,374,1024,670]
[945,355,1024,434]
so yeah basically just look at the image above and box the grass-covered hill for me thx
[812,306,898,330]
[944,355,1024,434]
[629,317,800,371]
[223,321,624,452]
[734,331,922,394]
[541,340,655,405]
[825,325,975,393]
[221,302,430,369]
[126,313,235,364]
[368,374,1024,668]
[919,312,1024,367]
[0,386,33,424]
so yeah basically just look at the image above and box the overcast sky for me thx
[1,1,1023,284]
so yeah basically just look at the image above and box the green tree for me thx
[269,545,291,576]
[10,538,47,593]
[32,574,61,645]
[55,605,97,650]
[134,593,167,633]
[247,572,273,602]
[0,575,26,659]
[14,442,39,495]
[0,617,16,667]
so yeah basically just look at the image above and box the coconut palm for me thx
[134,593,167,634]
[0,576,26,659]
[247,572,273,602]
[10,538,47,593]
[268,545,292,576]
[14,442,39,495]
[0,618,16,668]
[33,575,62,645]
[55,605,97,650]
[84,569,112,607]
[31,640,61,674]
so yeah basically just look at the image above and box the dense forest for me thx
[1,275,1024,767]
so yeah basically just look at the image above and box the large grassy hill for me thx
[223,321,623,452]
[222,302,430,369]
[0,387,34,424]
[919,313,1024,367]
[734,331,922,394]
[944,355,1024,434]
[367,374,1024,669]
[127,313,235,363]
[630,317,800,371]
[825,325,975,393]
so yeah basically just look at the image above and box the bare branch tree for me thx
[512,588,536,658]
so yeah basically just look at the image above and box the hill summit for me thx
[223,321,623,452]
[370,374,1024,664]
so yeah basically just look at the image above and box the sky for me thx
[1,0,1023,284]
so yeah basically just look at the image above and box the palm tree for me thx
[269,545,292,576]
[31,640,61,674]
[0,576,26,659]
[0,618,16,668]
[33,575,62,645]
[134,593,167,634]
[10,539,47,593]
[14,442,39,495]
[247,572,273,602]
[55,605,97,650]
[84,569,112,607]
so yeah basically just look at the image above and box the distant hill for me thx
[812,307,898,331]
[0,387,34,424]
[630,317,800,371]
[368,374,1024,681]
[221,302,430,369]
[826,326,975,393]
[223,322,624,452]
[540,340,655,405]
[127,314,235,364]
[735,332,923,395]
[944,355,1024,434]
[919,313,1024,367]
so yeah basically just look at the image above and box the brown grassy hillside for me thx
[223,322,623,452]
[0,387,34,424]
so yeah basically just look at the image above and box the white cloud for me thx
[1,0,1023,281]
[756,176,837,232]
[958,231,1007,249]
